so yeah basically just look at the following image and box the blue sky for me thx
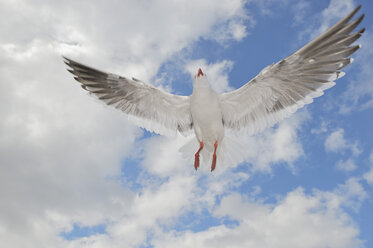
[1,0,373,247]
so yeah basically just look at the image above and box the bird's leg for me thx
[211,141,218,172]
[194,141,204,170]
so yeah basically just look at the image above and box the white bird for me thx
[64,5,364,172]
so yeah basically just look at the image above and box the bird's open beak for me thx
[197,68,204,77]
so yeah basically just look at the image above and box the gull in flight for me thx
[64,5,364,172]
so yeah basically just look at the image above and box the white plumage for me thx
[64,5,365,171]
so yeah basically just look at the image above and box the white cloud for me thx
[206,15,252,44]
[0,0,250,82]
[363,151,373,185]
[324,129,362,156]
[364,169,373,185]
[59,142,250,247]
[0,51,140,246]
[336,158,357,172]
[333,177,367,211]
[292,0,311,26]
[240,111,308,172]
[152,178,366,248]
[104,175,197,247]
[141,135,201,177]
[310,121,329,134]
[340,31,373,113]
[325,129,347,152]
[58,174,367,248]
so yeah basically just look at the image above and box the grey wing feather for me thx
[64,57,193,136]
[219,5,364,135]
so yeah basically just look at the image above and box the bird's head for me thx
[194,68,206,80]
[193,68,211,91]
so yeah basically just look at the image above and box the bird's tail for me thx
[218,135,246,168]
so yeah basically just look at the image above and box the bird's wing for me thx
[64,57,193,136]
[219,5,364,135]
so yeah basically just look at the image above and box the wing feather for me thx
[219,5,364,135]
[64,57,192,136]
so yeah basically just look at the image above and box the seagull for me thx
[64,5,364,172]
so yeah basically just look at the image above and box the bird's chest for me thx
[190,88,223,128]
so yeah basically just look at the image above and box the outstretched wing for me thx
[64,57,193,136]
[219,5,364,135]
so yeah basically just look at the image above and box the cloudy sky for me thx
[1,0,373,247]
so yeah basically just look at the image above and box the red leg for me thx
[211,141,218,172]
[194,141,204,170]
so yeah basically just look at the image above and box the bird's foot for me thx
[211,154,217,172]
[194,154,200,170]
[194,141,204,171]
[211,140,218,172]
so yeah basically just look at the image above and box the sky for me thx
[1,0,373,247]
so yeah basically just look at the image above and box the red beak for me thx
[197,68,204,77]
